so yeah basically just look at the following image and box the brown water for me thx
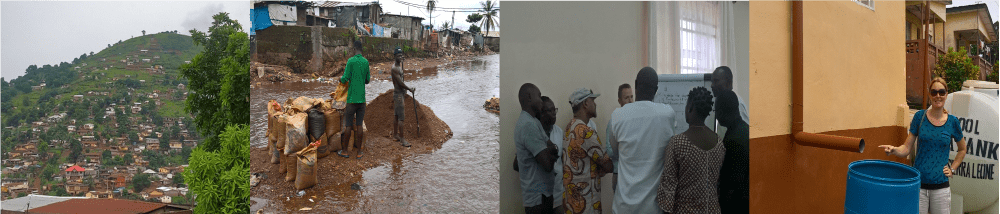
[250,54,499,212]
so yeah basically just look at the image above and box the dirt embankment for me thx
[250,89,453,212]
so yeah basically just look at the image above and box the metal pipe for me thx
[795,132,866,153]
[791,1,865,153]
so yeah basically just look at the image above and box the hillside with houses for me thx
[1,31,203,204]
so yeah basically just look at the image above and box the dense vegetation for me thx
[180,12,250,214]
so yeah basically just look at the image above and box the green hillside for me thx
[1,31,203,153]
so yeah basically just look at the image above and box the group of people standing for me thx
[514,66,749,213]
[336,39,416,159]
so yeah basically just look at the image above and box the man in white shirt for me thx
[606,83,634,193]
[608,67,679,213]
[711,66,749,123]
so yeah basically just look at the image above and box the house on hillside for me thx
[146,138,160,151]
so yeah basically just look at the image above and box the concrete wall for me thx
[500,2,644,213]
[750,1,911,213]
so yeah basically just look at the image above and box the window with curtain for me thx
[679,1,720,74]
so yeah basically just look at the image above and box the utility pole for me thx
[452,11,455,30]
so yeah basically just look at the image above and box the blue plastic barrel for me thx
[844,160,920,214]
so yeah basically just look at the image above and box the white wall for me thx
[500,2,644,214]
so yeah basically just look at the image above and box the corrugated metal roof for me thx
[27,198,168,214]
[1,194,87,212]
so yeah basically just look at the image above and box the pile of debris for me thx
[252,62,296,83]
[483,97,499,114]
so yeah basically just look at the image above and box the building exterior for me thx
[317,1,382,32]
[380,14,425,41]
[22,198,191,213]
[945,3,996,80]
[750,1,914,213]
[146,138,160,151]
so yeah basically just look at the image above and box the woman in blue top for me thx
[880,77,968,214]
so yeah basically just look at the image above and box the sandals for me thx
[337,150,350,158]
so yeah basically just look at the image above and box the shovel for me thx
[412,89,420,136]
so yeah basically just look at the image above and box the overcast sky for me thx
[1,1,251,80]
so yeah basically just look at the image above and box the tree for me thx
[184,125,249,214]
[933,47,981,93]
[173,172,184,187]
[102,150,113,164]
[133,173,151,192]
[427,0,436,30]
[142,30,146,36]
[466,13,483,34]
[180,12,250,152]
[124,153,134,165]
[479,1,498,35]
[440,21,451,30]
[69,139,83,162]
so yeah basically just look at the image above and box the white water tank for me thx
[944,83,999,214]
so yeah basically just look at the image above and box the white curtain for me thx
[650,2,730,75]
[679,1,720,74]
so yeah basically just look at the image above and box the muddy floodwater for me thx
[250,54,499,212]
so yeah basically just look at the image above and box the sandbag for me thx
[278,147,287,174]
[295,143,319,190]
[291,96,321,113]
[307,108,326,141]
[268,100,284,164]
[284,113,308,155]
[320,107,342,157]
[333,82,350,103]
[272,114,287,150]
[284,153,296,182]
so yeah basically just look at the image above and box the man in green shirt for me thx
[338,39,371,159]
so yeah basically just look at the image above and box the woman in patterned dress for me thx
[656,87,725,213]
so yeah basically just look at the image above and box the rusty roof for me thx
[27,198,168,214]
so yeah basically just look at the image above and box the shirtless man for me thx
[391,47,416,147]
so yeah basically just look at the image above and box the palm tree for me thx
[479,1,498,35]
[427,0,436,29]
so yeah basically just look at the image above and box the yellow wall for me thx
[750,1,906,138]
[499,2,644,213]
[749,1,792,138]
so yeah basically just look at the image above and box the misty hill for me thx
[1,31,203,131]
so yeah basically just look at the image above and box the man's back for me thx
[343,54,370,104]
[609,101,677,214]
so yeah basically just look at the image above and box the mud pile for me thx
[365,89,453,145]
[483,97,499,114]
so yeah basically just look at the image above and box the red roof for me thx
[64,165,85,172]
[27,198,168,214]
